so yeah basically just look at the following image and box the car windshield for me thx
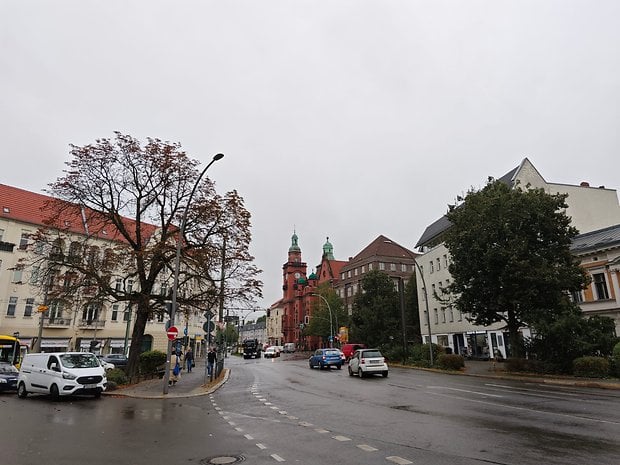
[362,350,382,358]
[59,353,100,368]
[0,362,18,374]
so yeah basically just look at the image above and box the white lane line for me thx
[315,428,330,434]
[278,410,288,415]
[222,416,230,420]
[357,444,378,452]
[244,434,254,440]
[299,421,313,427]
[228,421,236,426]
[256,443,267,450]
[271,453,285,462]
[264,402,273,405]
[286,415,298,420]
[214,406,222,410]
[386,456,413,464]
[332,435,351,442]
[428,385,503,398]
[270,406,279,410]
[235,427,244,432]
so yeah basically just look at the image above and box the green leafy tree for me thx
[29,133,262,376]
[350,271,401,348]
[444,180,588,358]
[305,284,347,345]
[404,273,422,344]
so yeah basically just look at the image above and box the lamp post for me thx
[311,293,333,348]
[163,152,224,394]
[414,259,433,365]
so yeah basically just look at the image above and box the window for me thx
[361,265,365,273]
[0,229,4,241]
[368,263,373,271]
[443,254,448,268]
[30,266,40,284]
[593,273,610,300]
[379,262,385,270]
[448,306,454,322]
[123,306,131,322]
[127,279,134,293]
[390,263,396,271]
[24,298,34,317]
[12,268,23,283]
[49,301,63,320]
[7,297,17,316]
[354,268,358,276]
[115,278,123,292]
[111,304,119,321]
[441,307,446,323]
[429,261,434,273]
[433,308,438,325]
[83,303,99,324]
[436,258,441,271]
[341,273,345,280]
[571,290,584,303]
[401,264,407,272]
[347,270,351,278]
[19,231,30,250]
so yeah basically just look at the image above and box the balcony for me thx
[78,319,106,329]
[44,317,72,328]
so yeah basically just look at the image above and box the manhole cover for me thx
[200,455,245,464]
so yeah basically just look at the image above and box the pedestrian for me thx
[185,347,194,373]
[207,347,216,378]
[169,350,181,386]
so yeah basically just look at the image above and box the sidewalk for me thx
[106,356,229,399]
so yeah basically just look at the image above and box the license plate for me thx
[83,384,97,389]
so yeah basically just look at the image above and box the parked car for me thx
[282,343,296,353]
[263,346,280,358]
[341,343,366,361]
[101,353,128,369]
[0,361,19,392]
[336,349,346,363]
[308,348,343,370]
[348,348,388,378]
[96,354,115,371]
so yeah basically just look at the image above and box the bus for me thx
[0,335,25,369]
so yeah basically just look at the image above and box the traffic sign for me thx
[166,326,179,341]
[37,305,48,313]
[183,327,188,336]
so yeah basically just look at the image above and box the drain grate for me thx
[200,455,245,464]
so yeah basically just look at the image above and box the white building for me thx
[414,159,620,359]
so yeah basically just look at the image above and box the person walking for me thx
[185,347,194,373]
[169,350,181,386]
[207,347,216,379]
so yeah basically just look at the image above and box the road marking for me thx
[357,444,378,452]
[215,406,222,410]
[244,434,254,440]
[278,410,288,415]
[387,456,413,464]
[299,421,314,427]
[264,402,273,405]
[228,421,236,426]
[235,427,244,432]
[332,435,351,442]
[258,398,267,401]
[256,443,267,450]
[270,406,279,410]
[222,415,230,420]
[315,428,330,434]
[271,453,285,462]
[428,386,503,398]
[286,415,298,420]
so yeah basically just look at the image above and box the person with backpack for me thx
[169,350,181,386]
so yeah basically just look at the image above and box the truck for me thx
[242,338,261,359]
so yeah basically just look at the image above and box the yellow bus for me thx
[0,335,26,369]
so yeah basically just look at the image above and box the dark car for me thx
[308,348,343,370]
[0,362,19,392]
[101,354,128,368]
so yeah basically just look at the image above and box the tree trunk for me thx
[126,300,149,377]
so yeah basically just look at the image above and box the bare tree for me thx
[26,132,262,376]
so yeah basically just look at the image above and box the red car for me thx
[341,343,366,361]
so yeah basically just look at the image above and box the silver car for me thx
[348,348,388,378]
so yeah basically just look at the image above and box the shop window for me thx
[593,273,610,300]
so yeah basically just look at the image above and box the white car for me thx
[348,349,388,378]
[263,346,279,358]
[97,355,115,371]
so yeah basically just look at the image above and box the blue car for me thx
[0,362,19,392]
[308,348,343,370]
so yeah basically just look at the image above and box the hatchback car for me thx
[101,353,128,368]
[348,348,388,378]
[263,346,279,358]
[96,354,115,371]
[309,348,343,370]
[0,362,19,392]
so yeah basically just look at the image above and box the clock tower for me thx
[281,231,308,345]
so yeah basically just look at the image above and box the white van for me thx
[283,343,295,353]
[17,352,107,399]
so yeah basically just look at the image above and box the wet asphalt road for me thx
[2,355,619,465]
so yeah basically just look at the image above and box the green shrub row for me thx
[437,354,465,370]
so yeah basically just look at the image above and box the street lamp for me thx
[163,152,224,394]
[414,259,434,365]
[310,293,333,348]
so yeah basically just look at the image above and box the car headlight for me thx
[62,372,77,380]
[0,378,7,384]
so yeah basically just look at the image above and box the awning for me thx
[41,338,71,348]
[18,338,33,347]
[79,339,104,349]
[109,339,130,348]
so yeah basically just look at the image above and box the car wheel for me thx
[17,382,28,398]
[309,361,314,369]
[50,384,60,401]
[358,368,364,379]
[382,371,388,378]
[94,390,102,399]
[348,366,353,376]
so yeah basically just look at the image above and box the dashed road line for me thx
[271,454,285,462]
[256,443,267,450]
[332,435,351,442]
[387,456,413,464]
[315,428,330,434]
[357,444,378,452]
[244,434,254,440]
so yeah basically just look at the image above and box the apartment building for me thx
[414,158,620,359]
[0,184,206,355]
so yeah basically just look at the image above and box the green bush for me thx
[572,356,609,378]
[410,343,443,366]
[437,354,465,370]
[505,358,544,373]
[106,368,129,386]
[139,350,167,375]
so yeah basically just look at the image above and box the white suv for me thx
[348,349,388,378]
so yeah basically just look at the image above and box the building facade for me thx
[0,184,207,356]
[414,159,620,359]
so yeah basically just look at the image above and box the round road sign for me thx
[166,326,179,341]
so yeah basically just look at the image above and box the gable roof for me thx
[349,235,417,263]
[571,224,620,254]
[0,183,158,244]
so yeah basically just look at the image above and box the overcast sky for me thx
[2,1,619,316]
